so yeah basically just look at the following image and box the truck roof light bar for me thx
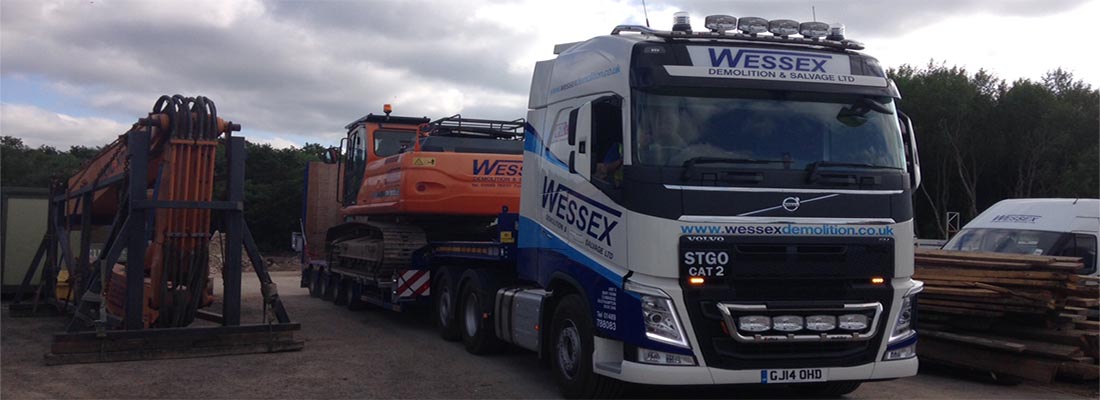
[610,24,865,51]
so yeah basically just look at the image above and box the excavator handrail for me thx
[424,114,525,139]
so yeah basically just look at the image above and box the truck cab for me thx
[519,16,923,396]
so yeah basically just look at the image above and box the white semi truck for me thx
[305,13,925,398]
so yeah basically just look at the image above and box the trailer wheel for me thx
[459,275,503,354]
[551,294,623,399]
[309,268,324,298]
[433,267,460,341]
[792,381,862,398]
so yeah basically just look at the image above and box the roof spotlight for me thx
[737,17,769,35]
[704,15,737,33]
[799,21,830,39]
[768,19,799,37]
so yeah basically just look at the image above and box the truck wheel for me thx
[334,276,350,306]
[309,268,324,298]
[433,267,460,341]
[551,294,623,399]
[793,381,862,398]
[347,280,366,310]
[459,274,503,354]
[322,271,337,301]
[301,266,312,288]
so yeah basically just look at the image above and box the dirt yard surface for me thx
[3,271,1096,399]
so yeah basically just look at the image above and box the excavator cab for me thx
[338,106,429,206]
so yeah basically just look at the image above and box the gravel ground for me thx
[2,271,1096,399]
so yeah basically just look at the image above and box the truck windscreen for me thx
[630,91,906,171]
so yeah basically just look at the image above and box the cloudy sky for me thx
[2,0,1096,149]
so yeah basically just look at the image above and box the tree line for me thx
[1,136,322,252]
[2,63,1097,247]
[891,65,1098,238]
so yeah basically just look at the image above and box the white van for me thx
[942,198,1099,275]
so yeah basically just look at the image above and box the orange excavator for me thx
[61,95,236,328]
[314,106,524,298]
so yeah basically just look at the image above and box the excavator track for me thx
[327,221,427,284]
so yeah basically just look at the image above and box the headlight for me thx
[890,281,924,343]
[626,280,690,348]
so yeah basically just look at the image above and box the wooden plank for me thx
[915,267,1071,280]
[916,248,1082,266]
[914,274,1069,289]
[1076,320,1100,330]
[918,337,1060,383]
[45,340,304,365]
[920,304,1005,317]
[1057,361,1100,380]
[916,258,1040,270]
[921,330,1027,352]
[921,293,1054,309]
[922,286,1002,298]
[919,298,1049,314]
[990,323,1092,347]
[972,282,1053,302]
[1067,297,1100,308]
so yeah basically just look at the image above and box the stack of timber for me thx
[913,248,1100,383]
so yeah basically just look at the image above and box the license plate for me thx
[760,368,828,384]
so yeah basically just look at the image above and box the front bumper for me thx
[605,354,918,385]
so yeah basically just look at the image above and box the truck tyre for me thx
[433,267,460,341]
[301,265,312,288]
[459,274,503,354]
[347,280,366,310]
[309,268,324,298]
[322,271,337,301]
[551,294,623,399]
[793,381,862,398]
[334,276,350,306]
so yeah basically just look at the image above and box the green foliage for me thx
[891,64,1099,238]
[1,136,102,187]
[236,142,321,252]
[2,135,321,252]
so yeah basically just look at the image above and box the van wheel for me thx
[550,294,623,399]
[459,274,503,354]
[433,267,460,341]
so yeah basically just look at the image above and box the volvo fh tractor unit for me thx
[303,13,924,398]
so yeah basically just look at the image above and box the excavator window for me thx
[373,130,417,158]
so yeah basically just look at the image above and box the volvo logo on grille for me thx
[782,197,801,212]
